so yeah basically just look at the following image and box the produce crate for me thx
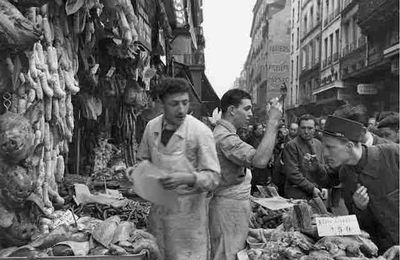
[0,252,148,260]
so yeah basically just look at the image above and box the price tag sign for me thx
[316,215,361,237]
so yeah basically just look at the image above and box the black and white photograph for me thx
[0,0,398,260]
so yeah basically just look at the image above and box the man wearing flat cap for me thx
[316,115,399,257]
[376,111,399,143]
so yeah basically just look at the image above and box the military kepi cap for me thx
[319,115,365,142]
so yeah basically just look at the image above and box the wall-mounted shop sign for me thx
[269,45,290,53]
[357,84,378,95]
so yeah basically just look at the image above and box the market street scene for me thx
[0,0,398,260]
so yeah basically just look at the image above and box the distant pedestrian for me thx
[288,122,299,140]
[283,114,327,200]
[376,111,399,143]
[367,116,377,130]
[315,116,327,141]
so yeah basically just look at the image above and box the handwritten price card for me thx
[316,215,361,237]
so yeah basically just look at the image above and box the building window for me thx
[291,87,293,105]
[310,41,314,67]
[302,49,307,70]
[324,38,328,62]
[291,60,294,82]
[317,0,321,21]
[304,15,308,35]
[386,19,399,48]
[296,56,299,78]
[352,19,357,46]
[296,28,299,49]
[315,37,320,63]
[292,8,295,25]
[297,1,300,22]
[344,22,349,47]
[336,0,340,14]
[310,7,314,29]
[326,0,329,17]
[291,33,294,52]
[335,29,340,60]
[329,33,334,61]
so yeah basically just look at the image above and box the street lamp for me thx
[280,82,288,118]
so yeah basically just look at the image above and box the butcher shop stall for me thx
[0,0,175,259]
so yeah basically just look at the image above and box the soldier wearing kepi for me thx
[210,89,282,260]
[316,116,399,257]
[135,77,221,260]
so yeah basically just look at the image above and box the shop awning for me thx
[312,81,345,95]
[172,61,202,104]
[201,72,220,116]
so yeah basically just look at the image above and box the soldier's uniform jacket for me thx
[340,144,399,251]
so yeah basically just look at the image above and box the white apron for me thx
[148,123,209,260]
[209,170,252,260]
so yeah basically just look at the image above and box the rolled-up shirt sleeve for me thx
[192,129,221,191]
[219,133,256,169]
[283,143,315,194]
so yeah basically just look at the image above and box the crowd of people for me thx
[128,77,399,260]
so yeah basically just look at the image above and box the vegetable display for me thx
[243,200,385,260]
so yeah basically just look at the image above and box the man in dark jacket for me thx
[317,116,399,254]
[376,112,399,143]
[282,114,326,200]
[327,105,391,215]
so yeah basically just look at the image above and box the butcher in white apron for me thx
[135,78,220,260]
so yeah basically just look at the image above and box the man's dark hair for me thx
[157,77,190,101]
[220,89,252,113]
[297,114,316,125]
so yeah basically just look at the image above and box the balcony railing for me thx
[333,52,339,61]
[327,56,332,65]
[343,0,353,8]
[173,53,205,65]
[323,17,328,27]
[358,36,366,48]
[359,0,387,22]
[342,46,349,57]
[328,13,334,23]
[334,7,340,17]
[342,37,367,59]
[349,41,356,52]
